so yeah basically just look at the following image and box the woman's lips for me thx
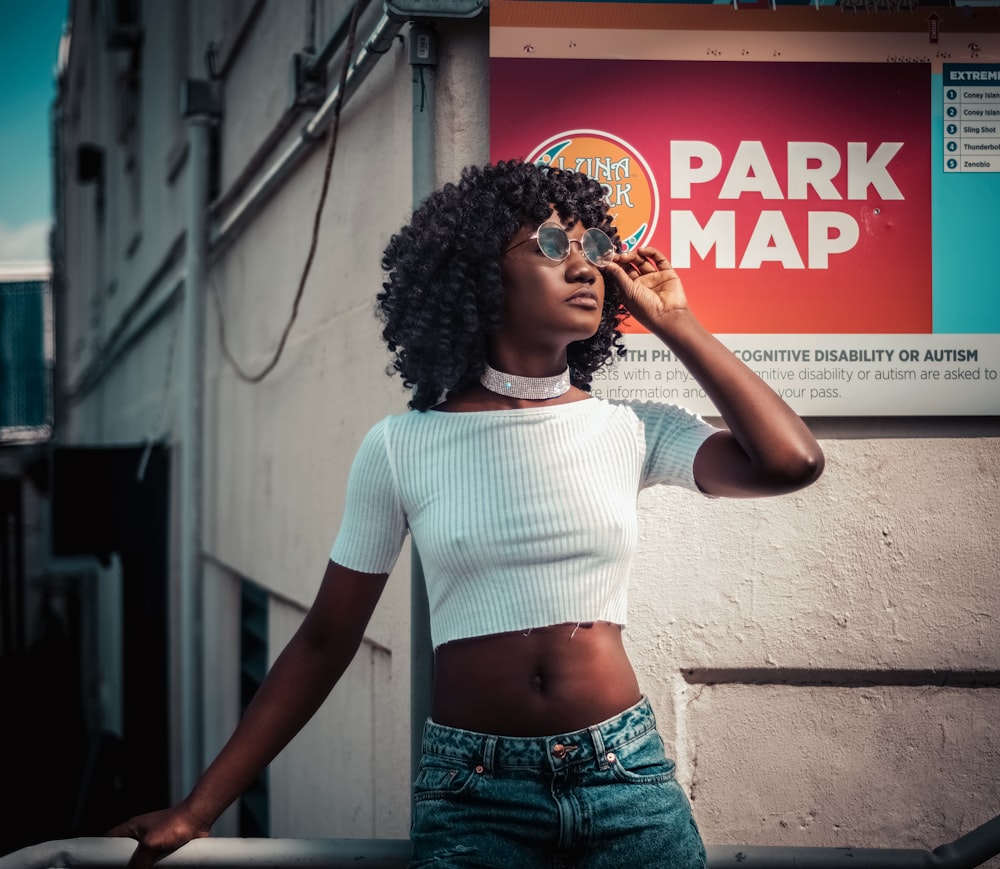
[566,290,599,309]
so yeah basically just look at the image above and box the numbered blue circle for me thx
[947,89,957,100]
[947,106,958,117]
[947,141,958,152]
[947,124,958,135]
[947,158,958,169]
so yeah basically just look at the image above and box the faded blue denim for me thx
[410,697,707,868]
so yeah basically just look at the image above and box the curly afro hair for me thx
[377,160,627,411]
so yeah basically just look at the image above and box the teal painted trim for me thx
[931,71,1000,334]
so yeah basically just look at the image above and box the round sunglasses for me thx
[506,222,616,268]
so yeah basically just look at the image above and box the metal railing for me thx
[3,812,998,869]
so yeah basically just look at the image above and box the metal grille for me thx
[0,275,53,442]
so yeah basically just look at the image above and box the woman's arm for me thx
[606,247,824,498]
[108,561,389,869]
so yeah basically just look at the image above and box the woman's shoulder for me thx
[603,397,704,422]
[361,406,458,444]
[601,399,720,447]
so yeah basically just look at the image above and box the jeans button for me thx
[552,743,567,759]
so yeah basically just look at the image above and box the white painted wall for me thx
[55,0,997,859]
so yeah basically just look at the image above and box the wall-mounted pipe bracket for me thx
[292,52,329,110]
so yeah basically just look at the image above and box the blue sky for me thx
[0,0,69,263]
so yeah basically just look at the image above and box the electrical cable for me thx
[212,0,363,384]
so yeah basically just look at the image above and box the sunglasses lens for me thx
[536,224,570,261]
[583,229,615,266]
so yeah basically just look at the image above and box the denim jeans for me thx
[409,697,707,868]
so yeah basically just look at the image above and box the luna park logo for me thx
[528,131,659,253]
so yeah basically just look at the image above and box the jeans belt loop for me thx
[590,725,610,771]
[482,734,498,775]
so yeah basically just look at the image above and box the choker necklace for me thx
[480,362,571,400]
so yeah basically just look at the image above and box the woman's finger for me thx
[634,247,673,271]
[127,843,159,869]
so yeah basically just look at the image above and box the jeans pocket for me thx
[413,758,481,801]
[606,732,678,784]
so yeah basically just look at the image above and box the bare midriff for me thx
[431,621,642,737]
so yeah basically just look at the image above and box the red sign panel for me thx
[491,59,932,335]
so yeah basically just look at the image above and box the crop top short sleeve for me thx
[330,398,719,648]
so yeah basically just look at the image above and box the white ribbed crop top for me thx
[330,398,718,648]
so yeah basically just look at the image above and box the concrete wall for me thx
[54,0,997,860]
[627,431,1000,857]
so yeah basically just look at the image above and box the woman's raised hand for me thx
[605,246,689,331]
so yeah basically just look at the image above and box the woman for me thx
[110,160,824,868]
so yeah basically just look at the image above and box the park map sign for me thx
[490,1,1000,416]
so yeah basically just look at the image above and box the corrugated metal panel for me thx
[0,275,53,443]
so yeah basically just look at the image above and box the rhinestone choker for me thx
[480,362,571,400]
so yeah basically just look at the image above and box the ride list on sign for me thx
[943,63,1000,173]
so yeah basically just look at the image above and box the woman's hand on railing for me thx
[107,803,211,869]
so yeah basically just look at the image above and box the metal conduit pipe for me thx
[209,10,403,255]
[179,82,219,796]
[304,0,377,76]
[61,9,400,402]
[63,239,185,401]
[408,19,438,798]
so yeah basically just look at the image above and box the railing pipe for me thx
[706,844,935,867]
[3,814,999,869]
[934,812,1000,869]
[0,838,412,869]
